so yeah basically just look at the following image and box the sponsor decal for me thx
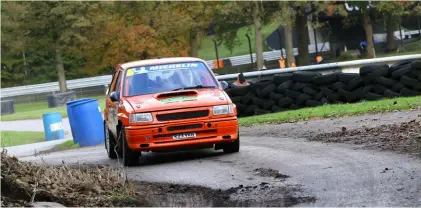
[149,63,198,71]
[126,62,202,77]
[159,96,197,103]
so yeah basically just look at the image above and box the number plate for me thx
[173,132,196,140]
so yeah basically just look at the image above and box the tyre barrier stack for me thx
[47,91,77,108]
[1,99,15,115]
[225,60,421,117]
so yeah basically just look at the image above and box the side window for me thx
[108,71,119,95]
[108,69,123,95]
[115,71,123,92]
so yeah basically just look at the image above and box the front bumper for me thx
[125,117,238,151]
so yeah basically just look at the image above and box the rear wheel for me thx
[119,125,139,166]
[104,123,117,159]
[222,135,240,153]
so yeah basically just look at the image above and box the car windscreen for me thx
[122,61,218,97]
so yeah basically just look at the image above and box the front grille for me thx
[167,124,203,131]
[156,110,209,121]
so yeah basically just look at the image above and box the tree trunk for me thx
[362,11,375,58]
[284,24,295,67]
[295,7,309,66]
[386,14,397,53]
[189,29,198,57]
[252,1,263,71]
[55,44,67,92]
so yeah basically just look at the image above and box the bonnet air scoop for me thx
[155,90,198,99]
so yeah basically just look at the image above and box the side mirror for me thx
[109,91,119,102]
[219,81,229,90]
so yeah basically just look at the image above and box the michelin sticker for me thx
[160,96,197,103]
[127,62,202,77]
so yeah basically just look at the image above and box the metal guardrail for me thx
[216,54,421,81]
[0,43,330,98]
[2,49,419,99]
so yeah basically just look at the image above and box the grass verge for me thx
[0,131,45,147]
[0,96,106,121]
[238,96,421,126]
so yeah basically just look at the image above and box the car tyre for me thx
[104,123,117,159]
[119,125,139,167]
[223,134,240,153]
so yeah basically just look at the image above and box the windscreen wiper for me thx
[172,85,215,91]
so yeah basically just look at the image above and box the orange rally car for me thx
[104,57,239,166]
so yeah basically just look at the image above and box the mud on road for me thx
[133,180,315,207]
[242,110,421,156]
[308,119,421,156]
[13,110,421,207]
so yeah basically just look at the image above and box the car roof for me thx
[119,57,206,70]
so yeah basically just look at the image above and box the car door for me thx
[109,70,123,136]
[105,71,116,125]
[105,70,121,137]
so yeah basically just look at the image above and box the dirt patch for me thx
[241,110,420,139]
[1,150,315,207]
[307,120,421,156]
[133,181,314,207]
[254,168,290,179]
[226,183,315,207]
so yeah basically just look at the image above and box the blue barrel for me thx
[42,112,65,141]
[71,99,105,147]
[66,98,92,144]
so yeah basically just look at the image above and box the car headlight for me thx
[213,105,234,115]
[129,113,153,123]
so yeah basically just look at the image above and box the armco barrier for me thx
[225,60,421,117]
[1,54,421,101]
[217,54,421,81]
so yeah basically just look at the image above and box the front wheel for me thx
[223,135,240,153]
[119,125,139,166]
[104,123,117,159]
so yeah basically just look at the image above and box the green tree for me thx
[295,2,310,66]
[272,2,325,67]
[1,2,28,87]
[213,1,278,71]
[273,2,296,67]
[83,1,202,72]
[20,1,94,92]
[171,2,217,57]
[300,1,350,65]
[376,1,410,52]
[350,1,376,58]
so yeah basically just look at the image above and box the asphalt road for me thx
[21,129,421,207]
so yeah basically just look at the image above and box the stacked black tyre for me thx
[361,60,421,100]
[224,59,421,117]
